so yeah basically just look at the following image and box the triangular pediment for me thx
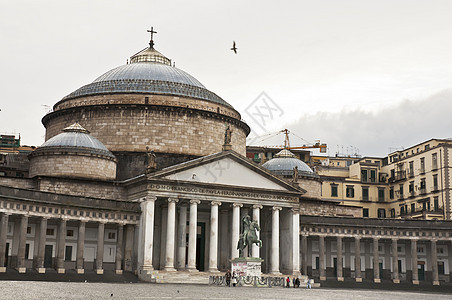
[148,151,304,193]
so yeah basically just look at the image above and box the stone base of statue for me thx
[231,257,263,277]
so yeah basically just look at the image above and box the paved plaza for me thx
[0,281,451,300]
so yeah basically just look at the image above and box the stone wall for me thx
[43,105,248,156]
[36,177,124,200]
[297,177,321,199]
[0,177,35,189]
[300,200,361,217]
[29,153,116,181]
[52,94,242,120]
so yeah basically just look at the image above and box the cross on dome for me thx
[147,26,157,48]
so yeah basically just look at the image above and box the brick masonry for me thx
[29,153,116,181]
[43,104,248,157]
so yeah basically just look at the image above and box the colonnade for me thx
[0,212,135,274]
[138,195,300,274]
[305,234,445,285]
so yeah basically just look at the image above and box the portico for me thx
[134,150,305,279]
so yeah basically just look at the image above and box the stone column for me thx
[187,200,200,272]
[301,235,308,275]
[354,237,362,282]
[373,237,380,283]
[319,235,326,280]
[115,224,124,274]
[252,205,262,258]
[177,204,188,270]
[219,209,229,270]
[337,236,344,281]
[209,201,221,272]
[270,206,282,274]
[55,219,66,274]
[291,209,300,275]
[36,217,47,273]
[138,195,156,272]
[17,215,28,273]
[96,222,105,274]
[0,213,10,272]
[124,225,134,272]
[231,203,242,259]
[411,239,419,284]
[164,197,178,271]
[431,240,439,285]
[392,238,399,283]
[76,221,86,274]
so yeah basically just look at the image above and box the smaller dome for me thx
[38,123,115,159]
[262,149,314,176]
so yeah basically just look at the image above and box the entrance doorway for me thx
[4,242,9,267]
[417,262,425,281]
[379,262,383,278]
[196,222,205,271]
[44,245,53,268]
[333,257,337,277]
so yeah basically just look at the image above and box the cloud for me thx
[285,89,452,157]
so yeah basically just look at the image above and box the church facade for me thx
[1,34,451,286]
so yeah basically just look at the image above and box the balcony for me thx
[389,171,406,183]
[399,208,444,219]
[408,190,415,198]
[419,188,427,195]
[408,170,414,178]
[431,185,439,193]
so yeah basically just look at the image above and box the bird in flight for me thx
[231,41,238,54]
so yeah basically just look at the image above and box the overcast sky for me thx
[1,0,451,157]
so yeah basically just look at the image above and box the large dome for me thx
[60,47,232,108]
[262,149,315,176]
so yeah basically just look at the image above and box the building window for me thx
[411,203,415,214]
[65,246,72,261]
[400,206,405,215]
[432,153,438,170]
[346,186,355,198]
[438,262,445,275]
[26,227,31,234]
[420,178,426,194]
[377,208,386,218]
[46,228,55,236]
[433,175,438,191]
[422,201,430,211]
[361,169,368,182]
[362,187,369,201]
[378,188,385,202]
[108,232,116,240]
[409,181,415,196]
[363,208,369,218]
[409,161,414,177]
[417,246,424,253]
[390,208,395,218]
[434,197,439,211]
[420,157,425,174]
[315,257,319,269]
[389,187,394,199]
[399,184,404,198]
[66,229,74,237]
[331,185,338,197]
[370,170,376,183]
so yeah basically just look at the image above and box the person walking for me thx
[232,272,237,287]
[286,276,290,288]
[225,270,231,287]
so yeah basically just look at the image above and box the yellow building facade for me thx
[318,139,452,220]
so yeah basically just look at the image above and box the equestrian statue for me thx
[237,214,262,257]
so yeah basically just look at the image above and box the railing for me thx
[399,208,443,217]
[419,188,427,195]
[209,275,286,287]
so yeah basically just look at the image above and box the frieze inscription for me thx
[148,184,297,201]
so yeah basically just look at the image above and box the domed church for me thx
[2,31,448,287]
[42,36,249,180]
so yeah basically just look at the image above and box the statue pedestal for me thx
[231,257,263,277]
